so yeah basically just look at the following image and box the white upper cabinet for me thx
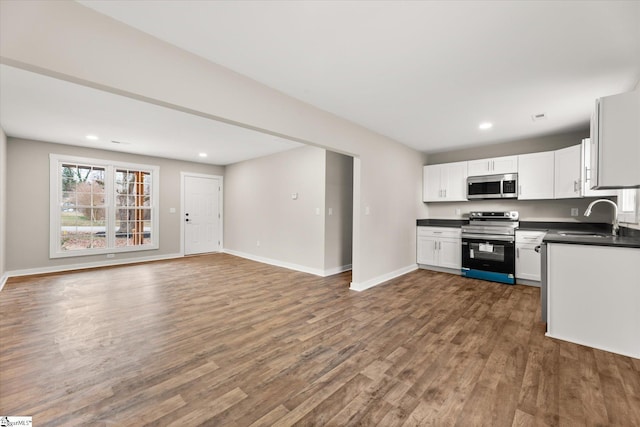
[517,151,555,200]
[554,145,582,199]
[467,155,518,176]
[423,161,468,202]
[581,139,617,197]
[590,90,640,189]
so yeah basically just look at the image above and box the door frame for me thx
[180,172,224,256]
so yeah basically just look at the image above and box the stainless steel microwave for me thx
[467,173,518,199]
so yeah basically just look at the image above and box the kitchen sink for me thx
[557,231,608,238]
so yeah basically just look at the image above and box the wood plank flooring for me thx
[1,253,639,426]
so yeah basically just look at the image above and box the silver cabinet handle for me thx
[443,189,447,198]
[439,241,442,250]
[516,248,520,258]
[434,241,437,250]
[518,185,522,196]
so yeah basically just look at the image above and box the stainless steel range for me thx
[461,211,519,284]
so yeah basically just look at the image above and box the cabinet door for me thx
[515,243,541,281]
[417,235,438,265]
[442,161,468,201]
[518,151,554,200]
[468,155,518,176]
[492,155,518,175]
[423,165,442,202]
[591,91,640,188]
[438,238,462,270]
[467,158,492,176]
[581,139,617,197]
[554,145,582,199]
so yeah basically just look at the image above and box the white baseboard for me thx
[545,332,640,360]
[2,252,184,286]
[0,273,8,292]
[323,264,353,276]
[223,249,351,277]
[516,278,541,287]
[417,264,462,275]
[349,264,418,292]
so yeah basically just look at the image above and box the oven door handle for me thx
[461,234,515,242]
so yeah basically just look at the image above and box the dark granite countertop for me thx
[518,221,611,233]
[542,231,640,249]
[416,219,468,227]
[416,219,640,247]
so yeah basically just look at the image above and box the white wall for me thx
[224,146,354,276]
[5,138,224,274]
[0,1,429,288]
[325,151,353,273]
[427,198,615,223]
[0,128,7,285]
[224,145,326,274]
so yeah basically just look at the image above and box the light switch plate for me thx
[571,208,579,217]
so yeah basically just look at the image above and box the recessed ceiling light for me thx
[478,122,493,130]
[85,134,99,140]
[198,153,207,158]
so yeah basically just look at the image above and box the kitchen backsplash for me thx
[426,197,618,223]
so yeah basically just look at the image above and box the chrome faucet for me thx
[584,199,619,236]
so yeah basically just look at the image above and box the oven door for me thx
[461,235,515,283]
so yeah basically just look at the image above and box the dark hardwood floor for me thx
[1,253,639,426]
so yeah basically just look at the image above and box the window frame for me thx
[50,154,160,258]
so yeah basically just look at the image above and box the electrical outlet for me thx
[256,240,260,247]
[106,253,115,258]
[455,208,461,216]
[571,208,579,217]
[328,208,333,216]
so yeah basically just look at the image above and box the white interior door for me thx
[184,175,221,255]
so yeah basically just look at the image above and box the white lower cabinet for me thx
[417,227,461,271]
[547,243,640,358]
[515,230,546,283]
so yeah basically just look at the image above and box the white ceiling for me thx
[0,65,303,165]
[76,0,640,154]
[2,1,639,165]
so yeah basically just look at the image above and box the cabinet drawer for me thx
[515,230,546,244]
[417,226,461,239]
